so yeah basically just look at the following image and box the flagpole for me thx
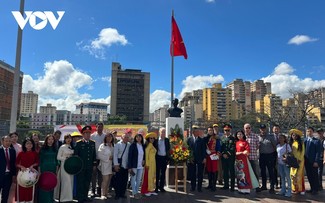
[10,0,25,133]
[171,10,174,107]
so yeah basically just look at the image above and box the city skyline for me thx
[1,0,325,113]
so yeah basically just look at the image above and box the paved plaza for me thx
[89,177,325,203]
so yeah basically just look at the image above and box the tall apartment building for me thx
[0,60,23,122]
[20,91,38,116]
[75,102,108,121]
[202,83,232,122]
[251,80,271,111]
[40,103,57,114]
[110,62,150,122]
[263,94,282,121]
[180,91,202,125]
[227,79,252,116]
[153,104,169,125]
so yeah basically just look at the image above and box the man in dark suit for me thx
[187,125,207,192]
[53,130,63,150]
[155,127,170,193]
[0,135,16,203]
[304,127,321,194]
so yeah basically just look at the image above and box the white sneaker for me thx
[300,192,305,195]
[151,192,158,195]
[145,193,151,196]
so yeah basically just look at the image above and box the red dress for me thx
[16,151,39,201]
[235,140,252,189]
[206,137,219,172]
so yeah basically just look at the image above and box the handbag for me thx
[283,144,299,168]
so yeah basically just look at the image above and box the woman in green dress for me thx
[39,134,59,203]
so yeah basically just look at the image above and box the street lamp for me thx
[10,0,25,133]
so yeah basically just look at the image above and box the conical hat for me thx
[17,168,39,188]
[64,156,83,175]
[38,171,57,191]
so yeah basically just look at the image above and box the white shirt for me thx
[136,143,144,169]
[276,143,292,165]
[91,132,106,158]
[3,147,10,172]
[157,138,166,156]
[113,140,130,168]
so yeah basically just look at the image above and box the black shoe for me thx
[260,186,267,190]
[256,188,262,192]
[155,188,159,193]
[120,195,127,198]
[159,188,166,192]
[306,190,313,193]
[311,191,318,195]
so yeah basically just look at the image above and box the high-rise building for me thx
[153,104,169,125]
[263,94,282,122]
[110,62,150,122]
[20,91,38,116]
[40,103,57,114]
[0,60,23,122]
[227,79,251,116]
[180,91,202,125]
[75,102,109,121]
[202,83,232,122]
[251,80,271,111]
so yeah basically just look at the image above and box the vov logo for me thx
[12,11,65,30]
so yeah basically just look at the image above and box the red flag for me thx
[170,16,187,59]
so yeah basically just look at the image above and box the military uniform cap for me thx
[223,124,232,130]
[81,125,92,133]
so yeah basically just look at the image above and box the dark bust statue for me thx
[168,98,183,117]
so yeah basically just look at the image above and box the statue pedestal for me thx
[166,117,184,137]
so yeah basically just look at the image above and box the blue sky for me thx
[1,0,325,113]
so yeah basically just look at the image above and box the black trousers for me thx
[259,153,275,189]
[318,160,323,189]
[156,155,168,189]
[0,173,12,203]
[221,158,235,189]
[114,167,128,197]
[305,159,319,192]
[188,161,204,190]
[76,167,92,201]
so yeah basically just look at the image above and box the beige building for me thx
[251,80,271,111]
[20,91,38,116]
[75,102,109,121]
[40,103,57,114]
[110,62,150,122]
[227,79,252,116]
[263,94,282,122]
[180,91,202,125]
[203,83,232,122]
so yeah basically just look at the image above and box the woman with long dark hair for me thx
[98,132,115,199]
[289,129,305,195]
[38,134,59,203]
[55,134,74,202]
[128,133,145,199]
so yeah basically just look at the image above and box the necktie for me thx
[5,148,10,171]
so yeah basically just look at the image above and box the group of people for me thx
[187,123,325,198]
[1,122,325,203]
[0,123,171,203]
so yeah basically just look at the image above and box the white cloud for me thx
[150,90,170,113]
[22,60,110,112]
[178,75,224,98]
[101,76,111,83]
[262,62,325,98]
[273,62,294,75]
[288,35,318,45]
[80,28,128,59]
[206,0,216,3]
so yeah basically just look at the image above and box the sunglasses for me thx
[149,137,155,140]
